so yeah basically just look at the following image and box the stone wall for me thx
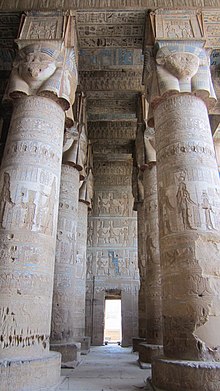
[86,158,139,346]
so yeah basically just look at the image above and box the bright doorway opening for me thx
[104,299,122,344]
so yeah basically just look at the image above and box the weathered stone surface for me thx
[0,351,61,391]
[86,158,139,346]
[50,342,81,366]
[51,165,80,344]
[154,94,220,361]
[0,95,64,389]
[139,343,163,364]
[132,337,146,352]
[143,163,163,347]
[152,358,220,391]
[0,1,220,11]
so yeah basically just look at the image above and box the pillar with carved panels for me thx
[0,13,77,391]
[139,127,163,363]
[51,95,88,365]
[144,9,220,391]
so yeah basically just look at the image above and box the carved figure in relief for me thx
[176,173,197,230]
[165,21,192,39]
[146,235,156,264]
[29,21,57,40]
[97,253,108,276]
[108,251,120,276]
[159,186,174,235]
[86,253,93,278]
[21,190,36,230]
[0,172,14,228]
[121,193,129,216]
[201,191,215,230]
[98,195,109,214]
[43,178,56,236]
[97,221,109,244]
[109,221,119,244]
[87,221,93,246]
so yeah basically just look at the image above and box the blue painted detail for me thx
[108,250,119,274]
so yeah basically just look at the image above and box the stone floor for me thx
[58,344,151,391]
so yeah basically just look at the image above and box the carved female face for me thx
[19,52,57,83]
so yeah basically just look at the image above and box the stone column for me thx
[0,13,77,390]
[136,200,146,339]
[121,286,139,347]
[139,129,163,363]
[214,137,220,173]
[0,98,64,390]
[133,113,147,342]
[50,163,81,365]
[73,169,94,353]
[51,96,88,364]
[145,10,220,391]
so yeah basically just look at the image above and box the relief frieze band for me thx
[1,1,220,11]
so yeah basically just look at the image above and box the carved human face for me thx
[19,52,57,83]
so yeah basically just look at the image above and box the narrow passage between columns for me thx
[58,345,151,391]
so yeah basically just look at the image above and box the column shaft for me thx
[0,96,64,389]
[51,164,80,362]
[140,164,163,362]
[75,201,88,337]
[137,201,146,338]
[152,94,220,391]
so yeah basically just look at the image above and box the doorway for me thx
[104,298,122,344]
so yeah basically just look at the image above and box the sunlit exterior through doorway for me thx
[104,299,122,344]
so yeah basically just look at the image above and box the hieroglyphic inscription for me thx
[87,98,136,114]
[79,70,143,91]
[88,121,136,140]
[203,10,220,48]
[77,11,145,48]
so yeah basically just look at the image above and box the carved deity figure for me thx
[176,174,197,230]
[159,185,174,235]
[43,178,56,236]
[201,191,215,230]
[22,190,36,230]
[0,172,14,228]
[146,235,156,264]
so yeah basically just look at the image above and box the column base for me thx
[139,343,163,363]
[0,351,61,391]
[152,358,220,391]
[50,342,81,368]
[74,336,91,355]
[132,337,147,352]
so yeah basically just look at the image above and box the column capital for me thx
[143,9,217,122]
[5,12,78,112]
